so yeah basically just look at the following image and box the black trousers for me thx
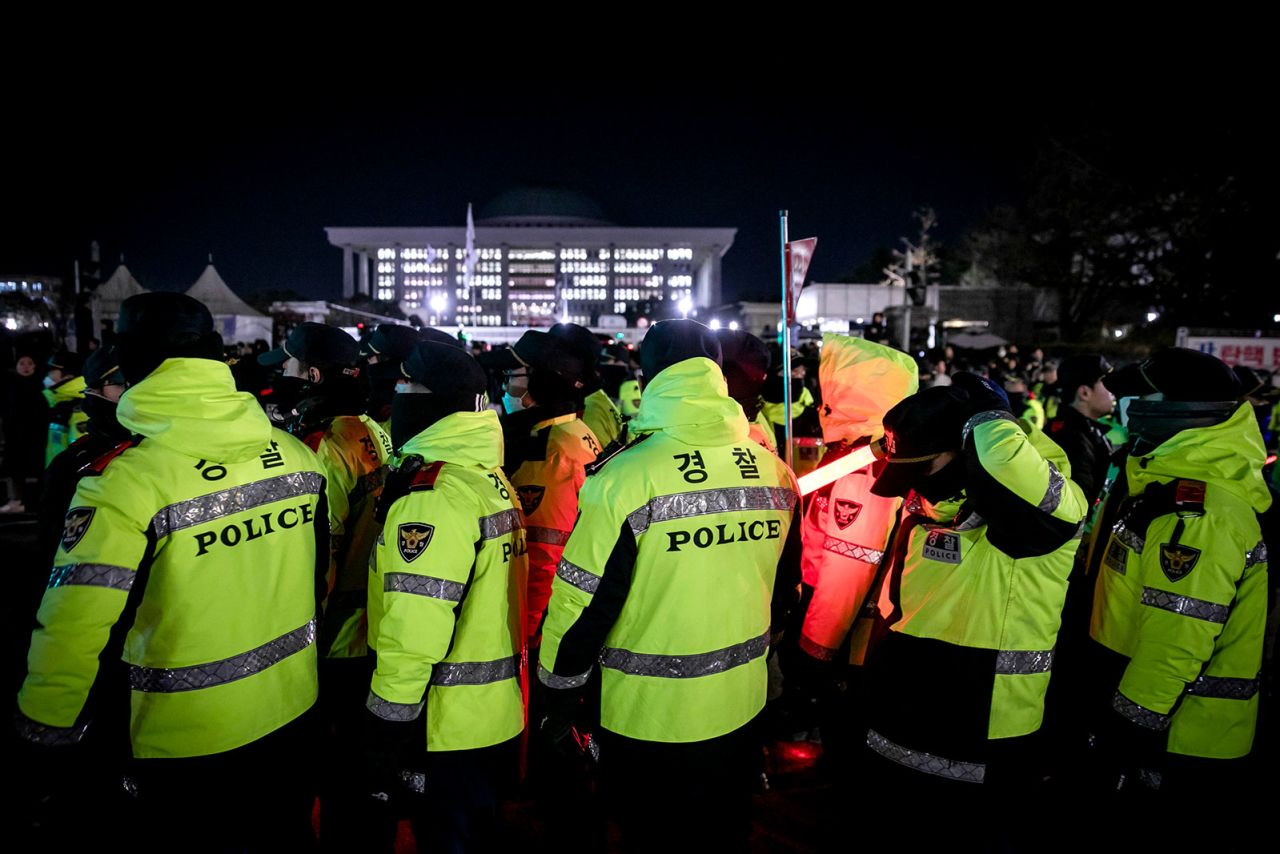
[597,719,759,854]
[410,736,520,854]
[126,708,320,853]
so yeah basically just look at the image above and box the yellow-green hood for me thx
[118,358,273,463]
[628,357,749,446]
[818,333,919,444]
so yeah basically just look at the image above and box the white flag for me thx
[464,202,478,291]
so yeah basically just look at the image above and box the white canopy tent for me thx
[186,264,272,345]
[90,264,149,337]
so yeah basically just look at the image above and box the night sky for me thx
[3,69,1259,305]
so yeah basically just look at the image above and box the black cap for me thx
[549,323,603,366]
[640,319,722,380]
[47,349,84,375]
[401,340,487,397]
[1056,355,1112,402]
[259,322,360,371]
[116,292,223,383]
[361,324,422,362]
[1103,348,1242,402]
[82,346,126,388]
[871,387,970,498]
[716,329,769,400]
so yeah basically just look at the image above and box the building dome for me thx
[476,187,613,226]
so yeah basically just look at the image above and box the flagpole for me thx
[779,210,793,470]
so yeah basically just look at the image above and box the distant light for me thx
[1113,329,1124,338]
[709,318,721,330]
[1274,314,1280,323]
[4,318,17,330]
[678,297,693,317]
[856,317,865,324]
[1146,311,1159,323]
[729,321,739,331]
[429,294,448,313]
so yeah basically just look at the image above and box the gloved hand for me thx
[951,372,1011,416]
[538,684,597,762]
[787,646,837,701]
[375,455,424,524]
[359,706,424,807]
[1093,700,1167,794]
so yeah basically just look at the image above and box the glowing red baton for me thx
[797,442,881,495]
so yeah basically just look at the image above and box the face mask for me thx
[502,391,527,414]
[915,455,967,504]
[43,375,57,389]
[395,381,414,396]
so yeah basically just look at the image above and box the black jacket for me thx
[1046,404,1112,510]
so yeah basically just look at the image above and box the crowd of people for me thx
[2,297,1277,852]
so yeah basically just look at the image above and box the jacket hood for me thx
[117,358,273,462]
[400,409,503,470]
[819,333,919,444]
[44,374,86,405]
[628,357,749,446]
[1129,401,1272,513]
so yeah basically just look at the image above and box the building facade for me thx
[326,189,736,328]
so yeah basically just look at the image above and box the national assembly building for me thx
[326,188,736,328]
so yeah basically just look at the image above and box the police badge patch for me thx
[517,485,545,516]
[1159,543,1201,582]
[833,499,862,530]
[922,530,962,564]
[397,523,434,563]
[61,507,95,552]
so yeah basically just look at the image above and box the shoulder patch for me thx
[585,430,651,477]
[79,438,140,476]
[1159,542,1201,582]
[61,507,96,552]
[516,485,546,515]
[397,523,435,562]
[921,530,962,564]
[409,460,445,492]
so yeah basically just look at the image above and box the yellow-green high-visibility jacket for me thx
[799,335,917,664]
[18,358,327,759]
[1090,403,1270,759]
[583,388,623,450]
[866,411,1087,780]
[749,410,777,454]
[1020,395,1046,431]
[45,375,89,466]
[509,409,601,642]
[305,414,392,659]
[762,384,814,427]
[540,357,801,744]
[618,379,642,419]
[367,410,527,752]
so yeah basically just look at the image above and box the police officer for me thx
[715,328,775,453]
[1087,349,1267,844]
[36,347,132,574]
[360,323,424,431]
[258,322,392,848]
[16,292,328,850]
[364,337,526,852]
[43,349,88,466]
[539,319,801,851]
[859,373,1087,848]
[788,334,917,765]
[498,331,601,643]
[549,322,623,449]
[1046,355,1115,510]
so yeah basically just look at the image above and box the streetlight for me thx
[709,318,721,330]
[729,321,739,331]
[678,296,693,317]
[429,294,448,314]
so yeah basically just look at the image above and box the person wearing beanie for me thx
[42,349,88,466]
[785,334,918,770]
[362,338,525,852]
[538,318,801,850]
[1086,348,1268,834]
[857,372,1087,849]
[17,292,328,848]
[1046,355,1116,510]
[715,328,776,453]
